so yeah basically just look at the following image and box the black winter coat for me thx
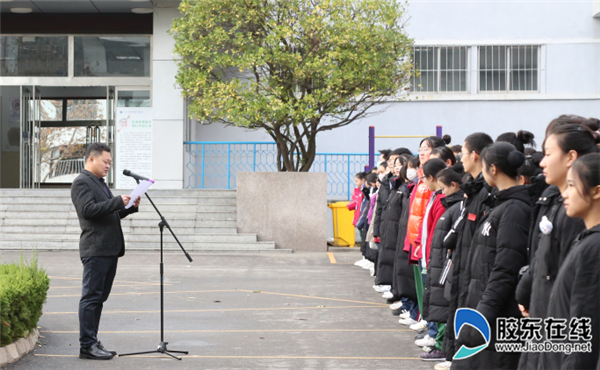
[423,190,464,323]
[375,178,408,286]
[444,173,491,360]
[539,224,600,370]
[452,185,531,370]
[517,186,585,370]
[391,181,417,300]
[373,173,394,237]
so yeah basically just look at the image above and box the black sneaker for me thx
[79,342,113,360]
[386,297,398,304]
[420,348,445,361]
[97,341,117,356]
[392,308,403,316]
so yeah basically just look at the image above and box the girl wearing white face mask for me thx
[406,156,419,182]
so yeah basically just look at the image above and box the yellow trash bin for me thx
[328,201,356,247]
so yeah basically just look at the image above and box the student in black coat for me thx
[376,157,408,287]
[539,153,600,370]
[444,133,494,363]
[452,142,531,370]
[423,165,465,326]
[516,123,598,369]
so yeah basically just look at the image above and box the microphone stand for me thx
[119,178,193,361]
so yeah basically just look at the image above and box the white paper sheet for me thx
[126,179,154,209]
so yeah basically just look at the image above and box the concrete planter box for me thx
[236,172,327,252]
[0,329,40,366]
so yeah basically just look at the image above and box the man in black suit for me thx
[71,143,141,360]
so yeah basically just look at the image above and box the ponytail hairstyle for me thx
[437,162,466,187]
[546,114,600,136]
[423,158,447,179]
[546,124,600,157]
[481,142,526,179]
[464,132,494,155]
[355,172,367,180]
[496,130,536,153]
[431,146,457,166]
[570,153,600,203]
[518,151,544,180]
[420,135,451,150]
[366,172,378,186]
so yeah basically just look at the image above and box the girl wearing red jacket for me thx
[400,135,451,330]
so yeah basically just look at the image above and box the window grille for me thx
[411,46,468,93]
[479,45,539,92]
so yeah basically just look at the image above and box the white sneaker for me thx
[434,361,452,370]
[399,310,411,319]
[422,346,433,352]
[410,320,429,331]
[373,285,391,293]
[389,301,402,310]
[354,258,366,266]
[358,259,371,268]
[382,291,394,299]
[370,267,375,276]
[361,261,373,270]
[399,317,418,326]
[415,334,436,347]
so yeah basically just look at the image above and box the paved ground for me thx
[4,249,438,370]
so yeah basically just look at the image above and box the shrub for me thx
[0,253,50,346]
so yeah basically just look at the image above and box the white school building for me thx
[1,0,599,192]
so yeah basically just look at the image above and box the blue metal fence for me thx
[184,141,374,199]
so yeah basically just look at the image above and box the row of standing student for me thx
[348,114,600,370]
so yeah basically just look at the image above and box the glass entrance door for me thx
[20,86,41,189]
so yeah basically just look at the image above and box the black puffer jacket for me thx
[423,189,464,323]
[444,173,491,360]
[391,181,417,300]
[375,178,408,286]
[539,224,600,370]
[452,185,530,370]
[373,173,394,237]
[517,186,585,370]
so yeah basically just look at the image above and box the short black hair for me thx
[86,143,111,162]
[378,149,392,161]
[391,147,413,157]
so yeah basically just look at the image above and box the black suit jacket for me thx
[71,169,138,258]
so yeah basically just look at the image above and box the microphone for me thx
[123,169,149,181]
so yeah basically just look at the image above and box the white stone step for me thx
[0,204,237,213]
[0,189,236,197]
[0,225,238,234]
[0,232,257,243]
[0,189,277,252]
[0,240,281,252]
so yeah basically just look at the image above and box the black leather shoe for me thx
[97,341,117,356]
[79,342,114,360]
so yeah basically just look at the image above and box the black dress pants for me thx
[79,256,118,348]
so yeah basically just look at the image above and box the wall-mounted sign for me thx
[115,107,152,189]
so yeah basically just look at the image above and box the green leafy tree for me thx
[172,0,413,171]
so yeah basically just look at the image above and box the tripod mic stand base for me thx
[119,342,188,361]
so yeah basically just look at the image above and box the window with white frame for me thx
[411,46,469,93]
[479,45,539,92]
